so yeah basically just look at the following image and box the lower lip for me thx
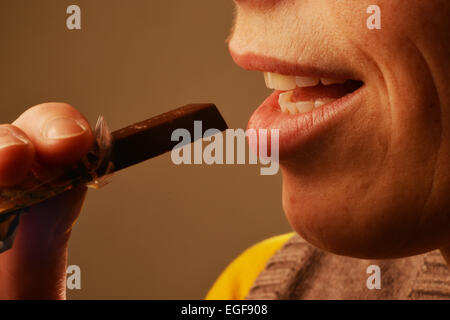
[247,86,365,158]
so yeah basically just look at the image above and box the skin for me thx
[0,103,93,299]
[230,0,450,259]
[0,0,449,299]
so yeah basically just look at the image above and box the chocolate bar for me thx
[111,103,228,172]
[0,103,228,252]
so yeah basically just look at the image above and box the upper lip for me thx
[229,50,363,82]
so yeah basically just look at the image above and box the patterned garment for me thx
[246,234,450,300]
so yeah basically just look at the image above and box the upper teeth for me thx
[264,72,297,90]
[296,76,320,87]
[264,72,345,90]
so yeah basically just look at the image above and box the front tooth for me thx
[279,91,293,103]
[279,91,315,115]
[321,78,345,85]
[295,76,319,87]
[314,98,335,108]
[286,104,298,115]
[265,72,296,90]
[279,91,299,114]
[264,72,271,88]
[278,91,292,113]
[295,101,314,113]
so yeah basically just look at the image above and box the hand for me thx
[0,102,93,299]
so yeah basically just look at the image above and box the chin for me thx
[280,172,442,260]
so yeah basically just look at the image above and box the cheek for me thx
[277,5,444,258]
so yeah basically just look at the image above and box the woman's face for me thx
[228,0,450,258]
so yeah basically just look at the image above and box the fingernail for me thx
[42,117,87,140]
[0,127,29,150]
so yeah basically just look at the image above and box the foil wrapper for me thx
[0,116,114,253]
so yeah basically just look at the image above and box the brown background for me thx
[0,0,291,299]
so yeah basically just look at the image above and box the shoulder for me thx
[205,232,296,300]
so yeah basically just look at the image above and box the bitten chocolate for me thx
[110,103,228,172]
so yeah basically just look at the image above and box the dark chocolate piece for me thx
[110,103,228,172]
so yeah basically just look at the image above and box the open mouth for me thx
[229,52,366,157]
[246,70,365,157]
[264,72,364,115]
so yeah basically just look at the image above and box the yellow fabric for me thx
[205,232,295,300]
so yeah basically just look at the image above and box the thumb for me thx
[0,185,87,299]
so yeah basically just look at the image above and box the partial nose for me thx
[234,0,283,10]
